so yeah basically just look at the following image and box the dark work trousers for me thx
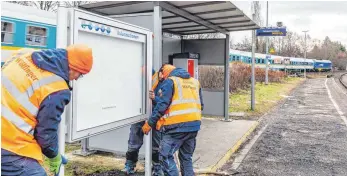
[126,121,162,165]
[1,149,47,176]
[159,131,198,176]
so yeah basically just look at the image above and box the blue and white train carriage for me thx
[1,2,57,66]
[229,49,331,72]
[313,59,332,71]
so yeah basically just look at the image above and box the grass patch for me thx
[229,77,304,119]
[65,142,81,153]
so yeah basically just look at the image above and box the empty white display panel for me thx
[65,9,152,142]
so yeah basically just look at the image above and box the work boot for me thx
[122,160,136,175]
[152,163,164,176]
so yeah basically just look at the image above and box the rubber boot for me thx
[122,160,136,175]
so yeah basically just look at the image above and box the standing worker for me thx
[1,44,93,176]
[142,64,204,176]
[123,69,163,176]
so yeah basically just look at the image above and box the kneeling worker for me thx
[142,64,204,176]
[1,44,93,176]
[123,69,163,175]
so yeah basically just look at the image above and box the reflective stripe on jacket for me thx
[152,71,159,91]
[156,76,201,130]
[1,53,69,162]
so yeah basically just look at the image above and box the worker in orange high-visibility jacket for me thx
[122,69,163,176]
[1,44,93,176]
[142,64,204,176]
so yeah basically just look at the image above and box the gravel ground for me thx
[222,78,347,176]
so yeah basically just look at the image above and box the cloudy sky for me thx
[230,1,347,46]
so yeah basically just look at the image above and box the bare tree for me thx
[8,1,95,12]
[8,1,32,6]
[8,1,58,11]
[64,1,96,8]
[251,1,264,53]
[231,36,252,51]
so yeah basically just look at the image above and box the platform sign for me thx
[256,27,287,36]
[64,9,153,142]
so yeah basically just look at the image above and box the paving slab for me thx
[193,118,258,170]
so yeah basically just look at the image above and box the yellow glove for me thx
[142,121,152,135]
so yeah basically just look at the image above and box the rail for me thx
[339,72,347,89]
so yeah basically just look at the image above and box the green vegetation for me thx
[43,144,129,176]
[229,77,304,119]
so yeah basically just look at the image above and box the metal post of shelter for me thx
[73,138,96,156]
[251,14,256,111]
[153,3,162,70]
[144,130,152,176]
[144,3,163,176]
[265,1,269,85]
[56,2,67,176]
[224,34,231,121]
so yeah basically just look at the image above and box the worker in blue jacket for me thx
[142,64,204,176]
[1,45,93,176]
[123,69,164,176]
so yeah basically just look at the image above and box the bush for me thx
[198,62,286,93]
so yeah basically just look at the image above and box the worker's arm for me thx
[152,94,161,105]
[199,87,204,111]
[34,90,71,158]
[148,79,174,128]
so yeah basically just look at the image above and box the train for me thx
[1,2,333,72]
[1,2,57,66]
[229,49,332,72]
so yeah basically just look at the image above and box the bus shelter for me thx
[77,1,260,175]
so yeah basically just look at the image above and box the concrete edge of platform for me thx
[195,121,259,175]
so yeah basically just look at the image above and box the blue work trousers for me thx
[1,149,47,176]
[160,131,198,176]
[126,121,162,164]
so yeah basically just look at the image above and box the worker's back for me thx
[1,50,69,162]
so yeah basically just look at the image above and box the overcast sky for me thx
[230,1,347,46]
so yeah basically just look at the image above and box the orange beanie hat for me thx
[160,64,176,79]
[66,44,93,74]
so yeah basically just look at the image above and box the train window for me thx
[1,21,14,44]
[26,25,47,46]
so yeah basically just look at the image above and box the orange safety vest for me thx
[156,76,201,130]
[152,71,159,91]
[1,51,69,163]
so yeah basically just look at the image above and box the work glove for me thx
[48,153,68,176]
[156,118,165,131]
[142,121,152,135]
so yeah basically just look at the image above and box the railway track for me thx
[339,72,347,89]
